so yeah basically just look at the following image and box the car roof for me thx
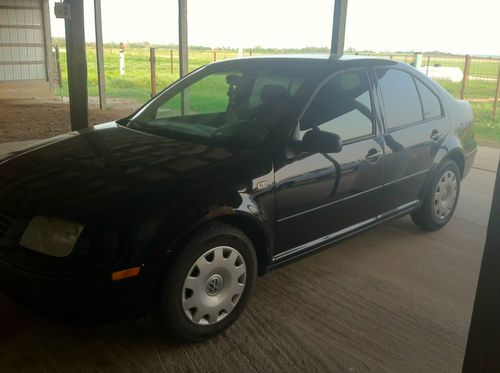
[210,54,402,69]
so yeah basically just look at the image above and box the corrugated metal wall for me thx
[0,0,47,81]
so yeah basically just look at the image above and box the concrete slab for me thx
[474,146,500,173]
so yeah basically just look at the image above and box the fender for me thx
[143,189,274,280]
[417,134,465,203]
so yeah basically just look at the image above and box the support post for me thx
[178,0,188,116]
[94,0,106,109]
[329,0,348,59]
[42,0,54,92]
[63,0,88,130]
[492,65,500,119]
[150,47,157,97]
[213,51,217,62]
[426,55,431,75]
[461,55,471,100]
[178,0,188,78]
[462,159,500,372]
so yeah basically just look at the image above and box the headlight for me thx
[20,216,85,257]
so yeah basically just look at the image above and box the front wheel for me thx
[411,159,460,230]
[153,222,257,342]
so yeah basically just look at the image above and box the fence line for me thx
[51,46,500,119]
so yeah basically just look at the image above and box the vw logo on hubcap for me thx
[206,274,224,296]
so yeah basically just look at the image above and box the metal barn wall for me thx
[0,0,53,98]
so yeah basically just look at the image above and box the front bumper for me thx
[0,256,152,321]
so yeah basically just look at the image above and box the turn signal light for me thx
[112,267,141,281]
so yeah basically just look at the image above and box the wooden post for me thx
[150,47,156,97]
[119,42,125,76]
[461,55,471,100]
[54,45,63,96]
[94,0,106,109]
[426,55,431,75]
[492,65,500,119]
[462,160,500,372]
[63,0,88,130]
[213,51,217,62]
[389,55,393,60]
[249,50,253,57]
[170,49,174,74]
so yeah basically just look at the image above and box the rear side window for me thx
[375,68,423,130]
[415,79,442,119]
[300,69,374,143]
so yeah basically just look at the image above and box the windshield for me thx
[129,63,309,148]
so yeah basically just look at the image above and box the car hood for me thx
[0,123,272,223]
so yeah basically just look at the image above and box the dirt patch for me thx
[0,98,141,144]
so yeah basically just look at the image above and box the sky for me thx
[48,0,499,56]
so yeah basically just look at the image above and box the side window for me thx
[415,79,442,120]
[375,68,423,130]
[300,69,374,143]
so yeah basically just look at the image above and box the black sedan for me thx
[0,56,476,341]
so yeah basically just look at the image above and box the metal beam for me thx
[178,0,188,78]
[63,0,88,130]
[178,0,189,116]
[330,0,348,59]
[94,0,106,109]
[41,0,54,92]
[462,159,500,372]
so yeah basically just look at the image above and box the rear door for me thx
[374,67,449,214]
[273,68,384,259]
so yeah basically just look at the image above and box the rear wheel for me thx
[153,222,257,342]
[411,159,460,230]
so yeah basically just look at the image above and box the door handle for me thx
[365,149,382,163]
[431,129,443,142]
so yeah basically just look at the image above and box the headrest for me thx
[260,84,290,103]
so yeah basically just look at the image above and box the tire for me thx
[153,222,257,342]
[411,159,460,231]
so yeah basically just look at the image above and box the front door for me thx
[273,68,384,260]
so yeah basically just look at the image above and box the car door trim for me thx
[272,200,419,262]
[383,168,429,187]
[276,184,384,223]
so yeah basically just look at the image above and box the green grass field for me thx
[55,48,500,146]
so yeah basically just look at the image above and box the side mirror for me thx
[301,130,342,154]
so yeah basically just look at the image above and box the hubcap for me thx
[433,170,458,220]
[182,246,246,325]
[206,274,224,296]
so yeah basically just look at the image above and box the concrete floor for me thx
[0,148,497,373]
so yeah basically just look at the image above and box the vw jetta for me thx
[0,56,476,341]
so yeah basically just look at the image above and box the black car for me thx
[0,56,476,341]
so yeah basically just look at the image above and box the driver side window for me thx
[300,69,374,143]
